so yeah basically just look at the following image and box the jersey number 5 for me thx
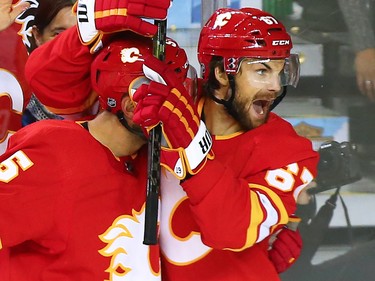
[0,150,33,183]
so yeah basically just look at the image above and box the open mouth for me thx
[252,99,274,115]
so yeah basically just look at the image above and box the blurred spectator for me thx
[29,0,75,53]
[295,0,375,101]
[338,0,375,101]
[0,0,75,154]
[21,0,77,125]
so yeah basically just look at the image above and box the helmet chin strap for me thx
[209,74,241,121]
[116,111,146,139]
[270,86,287,111]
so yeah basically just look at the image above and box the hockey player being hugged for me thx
[0,31,210,281]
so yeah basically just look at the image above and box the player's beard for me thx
[231,93,272,131]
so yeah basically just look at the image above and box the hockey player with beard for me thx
[22,3,318,280]
[132,8,319,281]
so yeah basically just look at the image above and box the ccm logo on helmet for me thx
[120,47,141,63]
[272,40,290,46]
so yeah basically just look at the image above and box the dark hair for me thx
[34,0,75,33]
[203,56,224,98]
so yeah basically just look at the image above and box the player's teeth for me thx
[253,101,264,115]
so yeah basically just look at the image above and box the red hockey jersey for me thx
[159,111,319,281]
[24,26,319,281]
[0,14,31,154]
[0,120,160,281]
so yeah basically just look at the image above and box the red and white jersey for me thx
[0,9,31,154]
[158,111,319,281]
[23,26,319,280]
[0,120,160,281]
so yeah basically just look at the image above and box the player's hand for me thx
[268,227,302,273]
[75,0,171,53]
[355,48,375,102]
[0,0,30,32]
[132,55,214,180]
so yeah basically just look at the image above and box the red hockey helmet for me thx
[165,37,190,83]
[198,7,294,80]
[91,32,191,113]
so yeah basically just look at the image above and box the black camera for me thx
[309,141,362,194]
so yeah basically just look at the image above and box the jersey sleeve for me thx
[24,26,95,115]
[181,115,319,251]
[182,156,317,251]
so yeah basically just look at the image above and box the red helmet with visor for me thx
[198,7,299,87]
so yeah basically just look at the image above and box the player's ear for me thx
[213,66,230,100]
[214,66,229,87]
[31,25,43,47]
[121,95,135,119]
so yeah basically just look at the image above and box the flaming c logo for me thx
[98,206,160,281]
[213,11,231,29]
[15,0,40,53]
[120,47,141,64]
[0,70,24,154]
[0,1,35,153]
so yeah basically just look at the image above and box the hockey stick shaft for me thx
[143,19,167,245]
